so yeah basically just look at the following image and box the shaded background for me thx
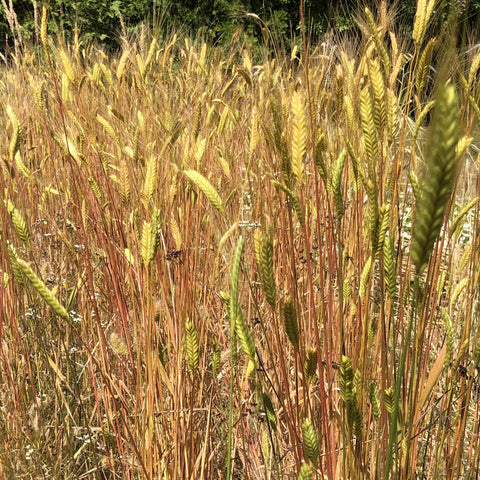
[1,1,480,51]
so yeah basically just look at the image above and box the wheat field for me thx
[1,2,480,479]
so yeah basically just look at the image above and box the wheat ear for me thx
[16,259,70,322]
[383,236,397,301]
[384,386,395,416]
[360,86,380,177]
[185,320,200,375]
[368,55,386,133]
[230,236,244,329]
[291,90,306,185]
[283,296,299,349]
[6,200,30,246]
[340,355,354,405]
[332,148,347,219]
[416,38,436,95]
[304,348,317,384]
[183,169,225,214]
[40,5,48,47]
[262,393,277,432]
[297,463,313,480]
[254,229,276,308]
[364,7,391,72]
[450,197,479,239]
[58,49,76,84]
[301,418,319,467]
[235,310,256,374]
[359,256,373,300]
[369,381,381,420]
[7,242,24,285]
[412,0,435,47]
[411,82,459,275]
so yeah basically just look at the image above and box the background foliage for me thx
[2,1,480,52]
[0,0,463,51]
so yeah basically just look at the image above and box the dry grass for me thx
[1,2,480,479]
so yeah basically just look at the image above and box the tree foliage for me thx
[1,1,480,52]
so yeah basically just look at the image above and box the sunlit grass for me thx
[1,2,480,478]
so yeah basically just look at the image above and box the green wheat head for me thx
[185,320,200,375]
[235,310,257,372]
[304,348,318,385]
[262,392,277,432]
[254,228,276,308]
[301,417,319,467]
[15,258,70,323]
[283,296,300,349]
[411,82,460,275]
[297,463,313,480]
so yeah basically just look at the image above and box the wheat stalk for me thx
[271,180,304,226]
[230,236,244,329]
[451,277,469,308]
[6,242,24,285]
[468,50,480,91]
[140,155,158,207]
[119,158,131,206]
[375,203,390,258]
[141,208,161,264]
[169,213,183,251]
[386,87,398,143]
[211,341,221,377]
[249,107,259,158]
[97,114,119,143]
[413,100,435,142]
